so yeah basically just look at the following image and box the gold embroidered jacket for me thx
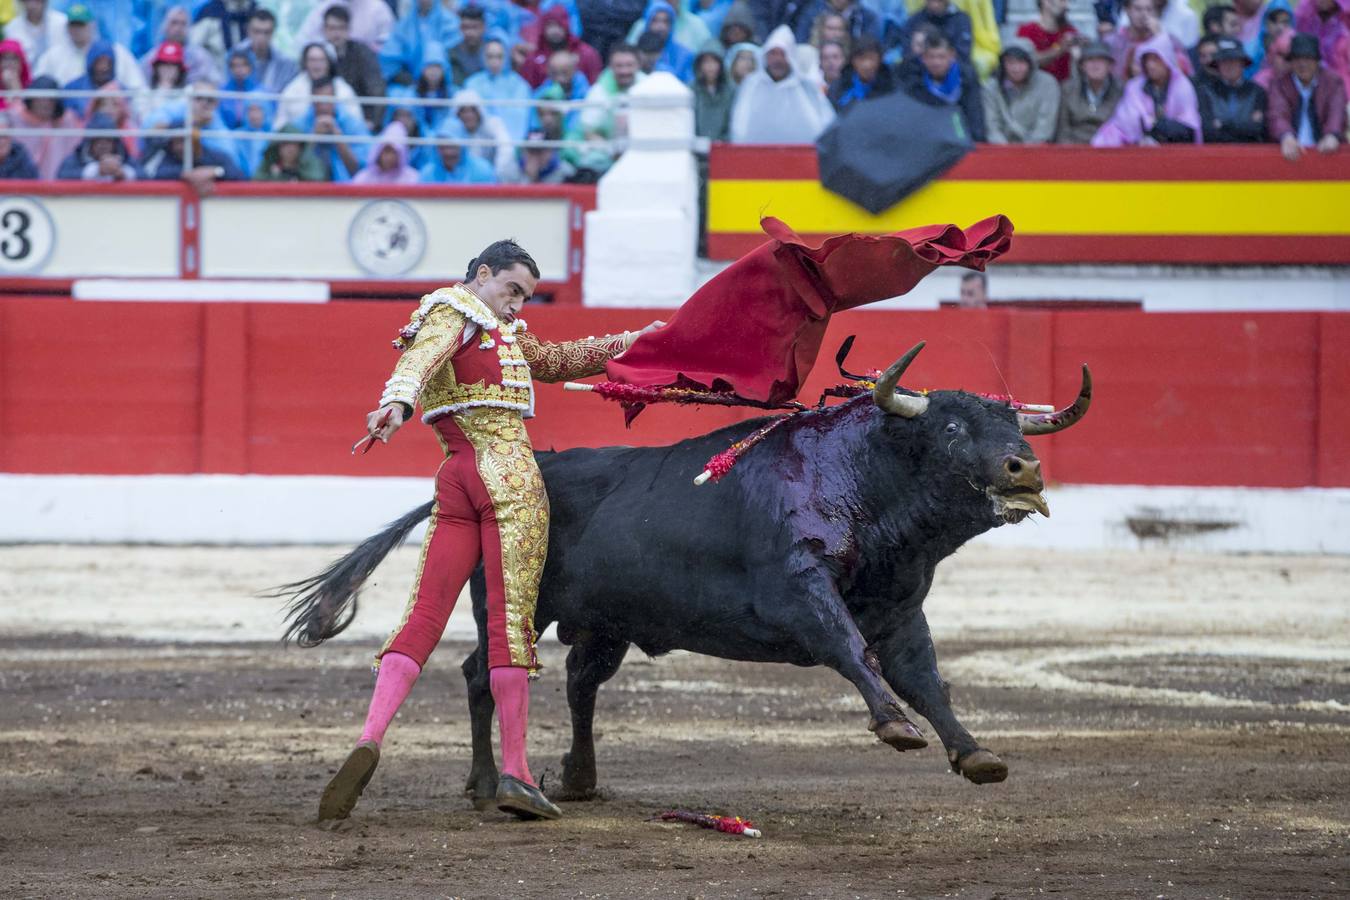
[378,285,633,422]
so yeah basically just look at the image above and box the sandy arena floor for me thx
[0,544,1346,899]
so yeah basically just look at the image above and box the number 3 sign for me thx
[0,196,55,274]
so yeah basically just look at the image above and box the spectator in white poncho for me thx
[729,24,836,143]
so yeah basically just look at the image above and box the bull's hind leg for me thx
[877,608,1007,785]
[462,570,499,810]
[556,634,628,801]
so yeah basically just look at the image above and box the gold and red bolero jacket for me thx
[378,285,633,422]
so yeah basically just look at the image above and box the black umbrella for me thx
[816,92,973,215]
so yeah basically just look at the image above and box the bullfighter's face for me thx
[472,262,538,324]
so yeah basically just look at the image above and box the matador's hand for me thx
[366,404,406,443]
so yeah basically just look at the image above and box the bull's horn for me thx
[873,342,930,418]
[1018,365,1093,435]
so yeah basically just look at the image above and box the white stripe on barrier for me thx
[72,279,331,303]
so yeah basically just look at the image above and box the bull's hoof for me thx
[551,784,599,802]
[869,718,928,751]
[953,749,1008,784]
[557,751,598,801]
[464,770,499,811]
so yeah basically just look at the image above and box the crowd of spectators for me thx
[0,0,1345,189]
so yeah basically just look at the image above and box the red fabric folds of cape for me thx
[605,215,1014,419]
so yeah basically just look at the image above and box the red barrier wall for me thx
[1,298,1346,488]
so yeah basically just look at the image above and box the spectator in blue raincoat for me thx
[378,0,459,84]
[403,41,453,134]
[448,87,518,179]
[142,73,250,172]
[78,0,144,55]
[464,36,535,140]
[294,79,369,181]
[63,40,134,116]
[625,0,712,49]
[219,45,268,129]
[232,93,273,174]
[420,118,499,183]
[637,0,696,80]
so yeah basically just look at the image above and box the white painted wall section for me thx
[583,73,699,307]
[3,475,1347,554]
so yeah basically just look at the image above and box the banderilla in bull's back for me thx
[273,341,1092,809]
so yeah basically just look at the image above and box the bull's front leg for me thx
[781,571,927,752]
[875,608,1007,784]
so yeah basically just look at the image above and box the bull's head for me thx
[871,341,1092,526]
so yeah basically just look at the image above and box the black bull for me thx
[281,343,1092,805]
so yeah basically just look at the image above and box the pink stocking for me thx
[490,666,533,785]
[358,651,422,747]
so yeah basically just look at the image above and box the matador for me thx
[318,240,659,822]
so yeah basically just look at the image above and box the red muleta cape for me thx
[605,216,1013,418]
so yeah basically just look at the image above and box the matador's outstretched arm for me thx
[517,329,639,383]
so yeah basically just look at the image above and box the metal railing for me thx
[0,84,702,173]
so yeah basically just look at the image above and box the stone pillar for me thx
[582,73,698,307]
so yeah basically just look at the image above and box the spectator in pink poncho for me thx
[1093,32,1202,144]
[352,119,420,184]
[13,75,82,178]
[1293,0,1350,91]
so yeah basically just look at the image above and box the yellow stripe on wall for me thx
[708,179,1350,236]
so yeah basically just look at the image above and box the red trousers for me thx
[379,414,542,672]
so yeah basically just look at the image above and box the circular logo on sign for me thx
[347,199,427,277]
[0,196,56,275]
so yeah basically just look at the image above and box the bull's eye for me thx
[945,422,959,434]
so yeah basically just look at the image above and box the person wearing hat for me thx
[1056,39,1125,141]
[982,36,1060,142]
[1267,32,1345,158]
[33,2,146,93]
[148,40,188,90]
[1195,35,1269,140]
[141,5,220,85]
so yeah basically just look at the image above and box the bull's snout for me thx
[1000,455,1043,492]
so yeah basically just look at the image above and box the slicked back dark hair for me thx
[466,239,540,281]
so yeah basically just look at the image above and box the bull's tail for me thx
[272,501,434,647]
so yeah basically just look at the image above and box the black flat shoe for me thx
[318,740,379,822]
[495,774,562,821]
